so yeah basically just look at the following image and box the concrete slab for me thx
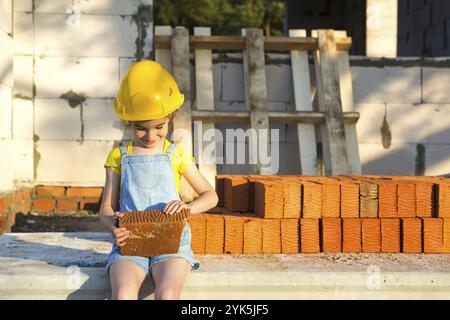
[2,232,450,299]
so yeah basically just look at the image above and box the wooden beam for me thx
[154,35,352,51]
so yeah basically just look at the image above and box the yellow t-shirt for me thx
[104,139,194,194]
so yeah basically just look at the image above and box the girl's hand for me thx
[111,211,129,247]
[163,200,190,216]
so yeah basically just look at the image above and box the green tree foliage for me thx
[154,0,285,36]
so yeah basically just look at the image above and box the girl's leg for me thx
[151,258,191,300]
[109,260,147,300]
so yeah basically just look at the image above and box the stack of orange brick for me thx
[189,175,450,254]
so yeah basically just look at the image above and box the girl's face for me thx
[131,116,170,149]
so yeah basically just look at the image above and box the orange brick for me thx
[401,218,422,253]
[437,182,450,217]
[321,218,342,253]
[378,180,397,218]
[215,175,228,207]
[33,199,55,212]
[416,182,434,218]
[79,197,101,212]
[300,218,320,253]
[362,218,381,253]
[243,216,263,254]
[397,182,416,217]
[205,214,224,254]
[301,182,322,218]
[423,218,443,253]
[442,218,450,253]
[0,198,9,212]
[262,218,281,253]
[254,181,284,219]
[36,186,65,197]
[360,182,378,218]
[281,219,300,253]
[381,218,401,253]
[283,182,301,219]
[188,213,206,254]
[321,183,340,218]
[223,176,249,212]
[340,182,359,217]
[66,187,103,198]
[224,214,244,254]
[342,218,361,253]
[57,199,78,212]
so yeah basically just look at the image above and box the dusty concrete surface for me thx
[2,232,450,299]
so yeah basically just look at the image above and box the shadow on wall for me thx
[0,232,156,300]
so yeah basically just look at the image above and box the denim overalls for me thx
[105,141,200,277]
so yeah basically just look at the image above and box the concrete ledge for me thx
[1,232,450,299]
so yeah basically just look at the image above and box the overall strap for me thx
[165,143,176,155]
[119,142,128,157]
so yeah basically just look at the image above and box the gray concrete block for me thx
[13,55,34,98]
[13,0,33,12]
[82,98,123,141]
[13,12,33,55]
[222,63,245,102]
[423,67,450,103]
[359,143,417,175]
[0,30,13,87]
[424,144,450,176]
[0,83,12,139]
[351,66,421,104]
[265,63,294,102]
[0,0,12,34]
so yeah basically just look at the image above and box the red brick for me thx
[301,182,322,218]
[188,213,206,254]
[342,218,362,253]
[33,199,55,212]
[0,198,9,212]
[362,218,381,253]
[223,176,249,212]
[321,218,342,253]
[401,218,422,253]
[423,218,443,253]
[205,213,224,254]
[79,197,101,212]
[397,182,416,217]
[215,175,228,207]
[281,219,300,253]
[36,186,65,197]
[243,215,263,254]
[66,187,103,198]
[57,199,78,212]
[321,183,340,218]
[381,218,401,253]
[262,218,281,253]
[254,180,284,219]
[224,214,244,254]
[300,218,320,253]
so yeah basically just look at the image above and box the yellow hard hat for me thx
[113,60,185,121]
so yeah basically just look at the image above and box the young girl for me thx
[100,60,218,300]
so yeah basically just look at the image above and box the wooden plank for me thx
[154,35,352,51]
[191,110,359,124]
[242,28,271,175]
[289,29,318,175]
[335,30,362,174]
[154,26,172,71]
[315,29,350,175]
[171,26,196,202]
[193,27,216,190]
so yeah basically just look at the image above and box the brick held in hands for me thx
[416,182,433,218]
[340,182,359,218]
[321,182,341,218]
[381,218,401,253]
[359,182,378,218]
[362,218,381,253]
[397,181,416,218]
[254,180,284,219]
[223,176,249,212]
[301,182,322,218]
[377,180,398,218]
[223,214,244,254]
[188,213,206,254]
[281,219,300,254]
[423,218,443,253]
[321,218,342,253]
[401,218,422,253]
[300,218,320,253]
[342,218,362,253]
[262,218,282,253]
[119,209,190,257]
[205,213,225,254]
[437,182,450,217]
[283,181,302,219]
[243,215,263,254]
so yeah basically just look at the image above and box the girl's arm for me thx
[164,162,219,215]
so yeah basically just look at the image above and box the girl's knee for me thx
[112,286,139,300]
[154,285,181,300]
